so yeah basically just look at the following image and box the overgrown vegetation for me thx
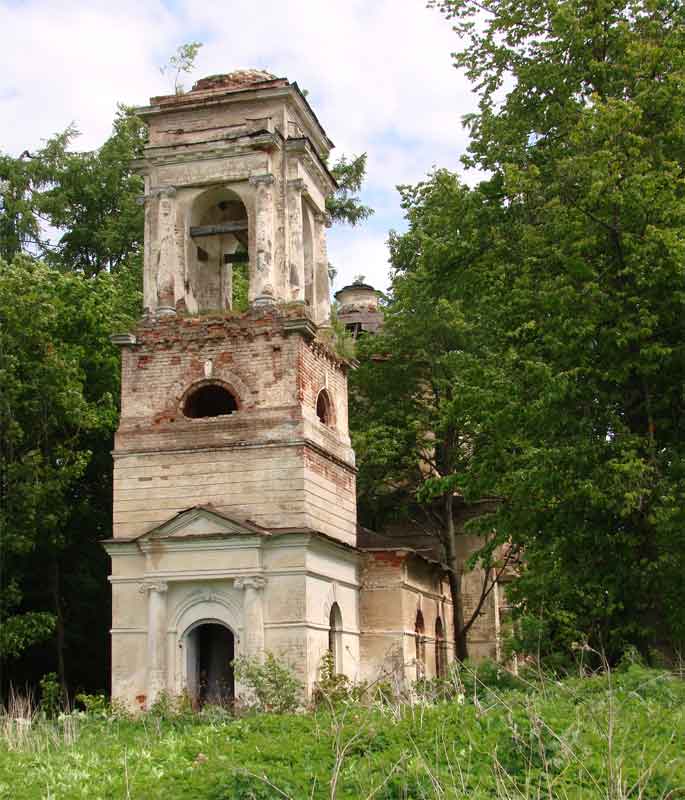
[1,664,683,798]
[352,0,685,665]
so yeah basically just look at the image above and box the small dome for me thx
[191,70,280,93]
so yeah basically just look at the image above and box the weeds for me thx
[0,663,682,799]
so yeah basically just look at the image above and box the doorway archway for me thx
[184,621,235,707]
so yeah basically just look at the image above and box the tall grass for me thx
[0,663,682,799]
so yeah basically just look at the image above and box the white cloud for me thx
[0,0,480,291]
[328,228,392,295]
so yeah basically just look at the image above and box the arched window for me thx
[328,602,343,673]
[435,616,446,678]
[183,384,238,419]
[316,389,333,426]
[415,609,426,679]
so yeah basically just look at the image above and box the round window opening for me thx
[184,384,238,419]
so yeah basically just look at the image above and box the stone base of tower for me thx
[105,509,360,710]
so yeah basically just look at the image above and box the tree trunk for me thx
[50,559,67,699]
[443,493,468,661]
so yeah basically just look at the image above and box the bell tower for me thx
[105,72,359,708]
[138,69,334,319]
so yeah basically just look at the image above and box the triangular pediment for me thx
[137,506,268,541]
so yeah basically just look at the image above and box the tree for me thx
[160,42,204,95]
[40,106,146,276]
[416,0,685,662]
[0,109,145,694]
[352,170,520,660]
[0,255,140,694]
[328,153,374,227]
[0,107,146,276]
[0,128,75,261]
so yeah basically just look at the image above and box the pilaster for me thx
[140,580,169,704]
[249,174,276,305]
[287,179,305,302]
[235,576,266,657]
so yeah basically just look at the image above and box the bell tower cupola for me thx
[135,70,336,324]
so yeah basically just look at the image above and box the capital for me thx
[138,581,168,594]
[287,178,305,193]
[148,186,176,199]
[249,174,275,187]
[234,575,266,591]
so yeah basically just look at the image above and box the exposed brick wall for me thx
[113,308,356,544]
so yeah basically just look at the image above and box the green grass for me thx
[1,665,683,799]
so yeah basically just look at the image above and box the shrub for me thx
[233,652,302,714]
[39,672,62,718]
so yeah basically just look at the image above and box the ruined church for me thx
[103,71,502,709]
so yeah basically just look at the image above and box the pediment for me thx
[137,506,267,541]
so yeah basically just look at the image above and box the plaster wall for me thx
[359,552,455,684]
[108,532,361,708]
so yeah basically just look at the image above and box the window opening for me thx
[328,602,343,673]
[184,384,238,419]
[415,610,426,679]
[316,389,333,426]
[435,616,446,678]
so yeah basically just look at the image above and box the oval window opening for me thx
[184,385,238,419]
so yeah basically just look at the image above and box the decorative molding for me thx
[171,587,243,632]
[110,333,137,347]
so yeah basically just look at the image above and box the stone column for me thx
[235,576,266,658]
[154,187,178,316]
[313,212,332,326]
[249,175,275,306]
[139,581,168,705]
[286,179,305,303]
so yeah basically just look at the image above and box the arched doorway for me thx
[185,621,235,707]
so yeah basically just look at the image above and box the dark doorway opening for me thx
[186,622,235,707]
[184,384,238,419]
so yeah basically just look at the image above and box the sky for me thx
[0,0,480,292]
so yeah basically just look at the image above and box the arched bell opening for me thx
[183,383,238,419]
[188,187,250,312]
[184,620,235,708]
